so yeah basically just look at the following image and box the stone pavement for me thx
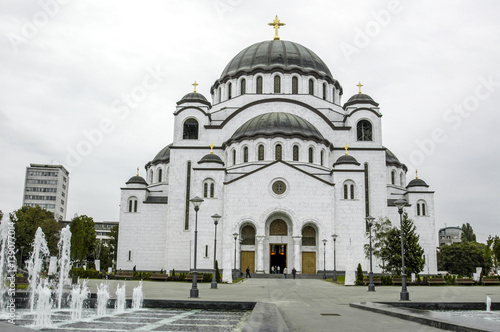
[82,278,499,332]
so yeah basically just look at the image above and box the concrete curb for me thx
[243,302,289,332]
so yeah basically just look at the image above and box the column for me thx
[293,236,302,274]
[256,235,265,274]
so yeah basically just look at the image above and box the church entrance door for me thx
[302,252,316,274]
[269,244,286,274]
[240,251,255,274]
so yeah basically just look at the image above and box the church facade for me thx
[116,25,438,282]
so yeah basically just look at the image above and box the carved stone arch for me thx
[301,224,317,246]
[240,223,256,245]
[270,219,288,235]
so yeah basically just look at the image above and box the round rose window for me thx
[272,180,287,195]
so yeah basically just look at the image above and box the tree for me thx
[109,225,119,263]
[0,210,3,221]
[355,263,364,285]
[438,241,486,276]
[70,215,97,264]
[364,217,393,273]
[461,223,476,242]
[96,240,112,271]
[382,213,425,275]
[11,206,62,258]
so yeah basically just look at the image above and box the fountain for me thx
[26,227,50,312]
[69,279,90,321]
[96,283,110,316]
[0,216,11,314]
[33,280,52,327]
[115,283,126,313]
[56,226,72,309]
[486,296,491,312]
[132,281,143,309]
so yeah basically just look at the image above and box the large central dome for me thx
[219,40,334,82]
[225,112,331,147]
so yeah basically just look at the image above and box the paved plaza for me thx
[84,278,497,331]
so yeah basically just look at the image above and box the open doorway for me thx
[269,244,286,273]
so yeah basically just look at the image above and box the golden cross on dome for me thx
[416,169,418,179]
[209,143,214,154]
[192,81,199,93]
[268,15,285,40]
[357,82,363,94]
[344,144,349,155]
[136,167,139,176]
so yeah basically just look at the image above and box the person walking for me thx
[277,266,280,274]
[292,267,296,279]
[271,266,275,274]
[284,267,288,279]
[246,266,251,278]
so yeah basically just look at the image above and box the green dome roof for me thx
[176,92,211,108]
[225,112,331,147]
[344,93,379,108]
[146,144,172,168]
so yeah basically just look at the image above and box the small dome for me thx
[176,92,211,108]
[344,93,379,108]
[126,175,148,186]
[333,154,360,167]
[407,178,429,188]
[217,40,340,87]
[226,112,331,147]
[385,148,408,171]
[146,144,172,168]
[198,153,225,166]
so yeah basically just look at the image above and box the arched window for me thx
[308,79,314,95]
[232,149,236,165]
[203,179,215,198]
[270,219,287,235]
[128,197,138,212]
[391,170,396,185]
[357,120,372,141]
[343,180,355,199]
[227,82,232,99]
[258,145,264,161]
[158,169,162,183]
[322,83,327,100]
[302,226,316,246]
[218,87,221,103]
[292,145,299,161]
[320,150,325,166]
[275,144,282,160]
[308,147,314,163]
[417,200,427,216]
[240,78,246,95]
[243,146,248,162]
[183,118,199,139]
[332,88,336,102]
[241,225,256,245]
[292,76,298,94]
[149,170,154,183]
[400,172,405,186]
[274,75,281,93]
[256,76,263,94]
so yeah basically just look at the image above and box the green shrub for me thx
[202,273,212,282]
[381,275,392,285]
[70,267,102,279]
[216,260,221,283]
[355,264,364,286]
[179,273,186,281]
[171,269,175,276]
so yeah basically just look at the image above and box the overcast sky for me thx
[1,0,499,243]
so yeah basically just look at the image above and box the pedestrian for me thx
[292,267,296,279]
[277,266,280,274]
[246,266,251,278]
[284,267,288,278]
[271,266,275,274]
[133,265,136,272]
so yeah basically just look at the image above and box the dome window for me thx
[275,144,282,161]
[232,149,236,165]
[400,172,405,186]
[391,170,396,185]
[256,76,263,94]
[258,145,265,161]
[240,78,246,95]
[320,150,325,166]
[183,119,199,140]
[243,146,249,162]
[322,83,327,100]
[149,170,154,183]
[292,145,299,161]
[274,76,281,93]
[292,77,298,94]
[308,79,314,95]
[308,147,314,163]
[228,82,232,99]
[357,120,372,141]
[158,169,162,183]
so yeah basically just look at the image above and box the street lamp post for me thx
[332,234,338,282]
[189,196,204,298]
[394,199,409,301]
[211,214,221,289]
[366,215,376,292]
[233,232,238,281]
[322,239,327,279]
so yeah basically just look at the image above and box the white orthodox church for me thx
[116,19,438,282]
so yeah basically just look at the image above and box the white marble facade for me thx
[116,38,438,282]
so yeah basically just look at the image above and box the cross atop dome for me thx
[357,82,363,94]
[268,15,285,40]
[344,144,349,155]
[192,81,199,93]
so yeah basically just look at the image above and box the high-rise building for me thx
[23,164,69,220]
